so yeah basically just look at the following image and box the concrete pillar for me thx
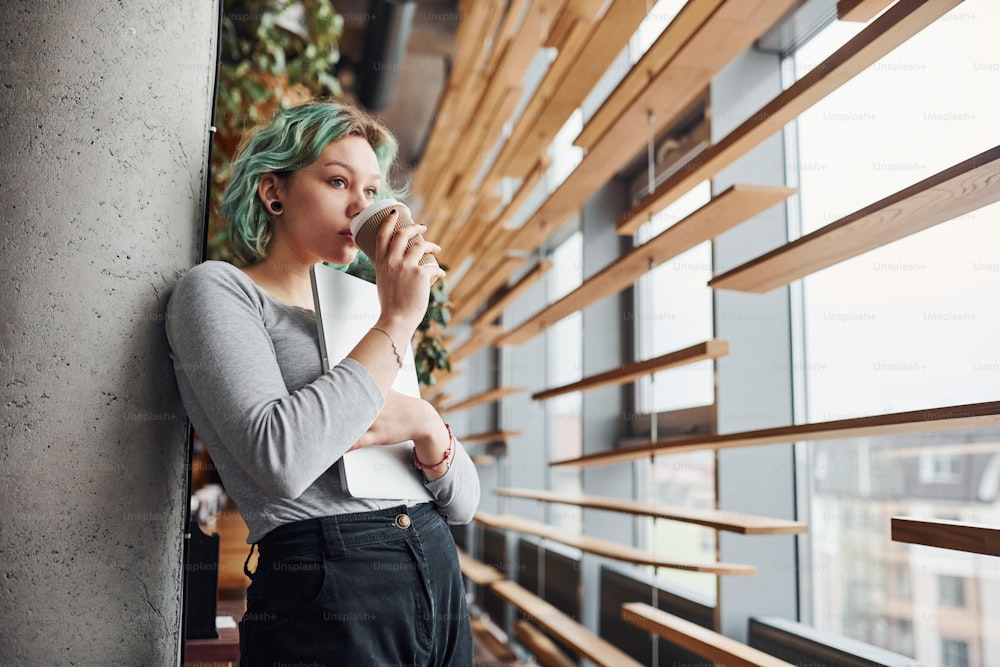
[0,1,217,662]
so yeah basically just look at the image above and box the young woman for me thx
[166,101,479,665]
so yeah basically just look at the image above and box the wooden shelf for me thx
[475,512,755,575]
[511,0,799,251]
[457,548,505,585]
[472,259,553,328]
[622,602,795,667]
[619,0,962,234]
[439,386,526,414]
[573,0,726,151]
[891,517,1000,557]
[552,401,1000,468]
[459,430,522,444]
[457,549,643,666]
[838,0,896,21]
[492,580,646,667]
[470,617,521,665]
[452,254,525,324]
[420,368,463,401]
[450,324,506,364]
[499,185,794,347]
[494,0,649,180]
[495,488,806,535]
[710,145,1000,293]
[532,340,730,401]
[513,621,575,667]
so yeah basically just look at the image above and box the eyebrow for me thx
[323,160,381,180]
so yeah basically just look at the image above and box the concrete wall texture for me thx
[0,1,217,662]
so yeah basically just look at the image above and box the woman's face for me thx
[271,135,382,266]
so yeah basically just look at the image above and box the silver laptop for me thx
[309,262,433,501]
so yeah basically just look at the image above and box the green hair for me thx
[222,101,404,265]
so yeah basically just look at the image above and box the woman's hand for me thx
[350,391,452,480]
[371,212,446,340]
[349,391,441,449]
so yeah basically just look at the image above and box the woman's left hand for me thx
[350,391,446,452]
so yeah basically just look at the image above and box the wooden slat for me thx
[513,621,576,667]
[574,0,726,150]
[420,368,463,400]
[496,488,806,535]
[430,0,559,227]
[506,0,799,245]
[619,0,964,234]
[838,0,897,21]
[450,324,506,364]
[470,617,521,664]
[472,259,553,328]
[444,194,504,270]
[476,512,756,575]
[440,85,522,225]
[499,185,794,347]
[563,0,611,21]
[493,160,549,230]
[451,249,524,322]
[440,386,527,414]
[429,392,451,410]
[459,430,522,444]
[532,340,730,401]
[484,0,531,76]
[891,517,1000,557]
[710,145,1000,293]
[452,253,524,323]
[492,580,647,667]
[471,454,498,466]
[450,0,505,85]
[497,0,650,180]
[622,603,795,667]
[552,401,1000,468]
[457,549,505,585]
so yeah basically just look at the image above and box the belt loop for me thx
[243,543,257,580]
[321,518,347,561]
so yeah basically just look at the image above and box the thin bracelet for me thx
[413,422,454,471]
[370,326,402,368]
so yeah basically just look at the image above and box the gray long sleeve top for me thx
[165,260,479,542]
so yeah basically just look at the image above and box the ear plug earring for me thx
[270,201,283,213]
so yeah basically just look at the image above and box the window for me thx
[941,639,970,667]
[937,575,965,608]
[634,182,714,414]
[919,452,961,484]
[791,1,1000,663]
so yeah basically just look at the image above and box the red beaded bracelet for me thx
[413,422,454,471]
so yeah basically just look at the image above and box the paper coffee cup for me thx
[349,198,438,267]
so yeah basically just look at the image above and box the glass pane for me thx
[636,182,714,413]
[546,233,583,532]
[794,2,1000,663]
[642,451,718,602]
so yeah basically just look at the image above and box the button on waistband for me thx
[394,513,411,529]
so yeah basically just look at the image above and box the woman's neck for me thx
[241,246,317,310]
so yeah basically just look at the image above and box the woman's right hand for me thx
[371,211,445,338]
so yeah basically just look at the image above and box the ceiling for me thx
[335,0,462,183]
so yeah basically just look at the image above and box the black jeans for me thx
[239,503,473,666]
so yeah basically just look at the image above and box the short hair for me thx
[222,101,402,265]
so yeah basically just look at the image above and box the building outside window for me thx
[943,638,971,667]
[937,575,966,608]
[790,1,1000,664]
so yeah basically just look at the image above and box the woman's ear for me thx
[258,173,285,214]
